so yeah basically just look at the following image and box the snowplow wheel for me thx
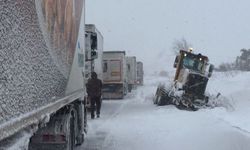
[159,92,172,106]
[153,87,160,104]
[155,86,172,106]
[157,95,165,106]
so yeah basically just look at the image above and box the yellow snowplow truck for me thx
[154,50,214,110]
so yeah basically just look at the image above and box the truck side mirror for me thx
[208,64,214,78]
[173,56,179,68]
[91,34,97,50]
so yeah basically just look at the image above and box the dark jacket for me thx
[86,73,102,97]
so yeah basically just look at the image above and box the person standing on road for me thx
[86,72,103,119]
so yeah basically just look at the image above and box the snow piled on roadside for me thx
[207,71,250,133]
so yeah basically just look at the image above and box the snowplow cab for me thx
[174,50,209,80]
[154,49,214,110]
[174,50,211,99]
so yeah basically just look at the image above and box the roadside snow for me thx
[207,71,250,133]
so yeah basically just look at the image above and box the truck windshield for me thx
[182,55,204,72]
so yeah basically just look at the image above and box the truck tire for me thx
[66,114,75,150]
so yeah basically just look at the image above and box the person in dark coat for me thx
[86,72,102,119]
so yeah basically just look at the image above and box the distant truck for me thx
[136,61,144,85]
[126,56,137,92]
[102,51,128,99]
[0,1,87,150]
[85,24,104,81]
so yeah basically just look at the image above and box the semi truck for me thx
[102,51,128,99]
[85,24,104,81]
[136,61,144,86]
[126,56,137,92]
[0,0,88,149]
[85,24,104,109]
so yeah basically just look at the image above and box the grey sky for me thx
[86,0,250,73]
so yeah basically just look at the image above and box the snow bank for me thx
[207,71,250,133]
[101,100,250,150]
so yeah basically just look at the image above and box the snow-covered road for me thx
[78,73,250,150]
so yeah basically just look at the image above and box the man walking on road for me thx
[86,72,103,119]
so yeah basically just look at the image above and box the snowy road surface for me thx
[78,73,250,150]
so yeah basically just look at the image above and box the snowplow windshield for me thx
[182,54,206,73]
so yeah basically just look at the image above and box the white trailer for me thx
[136,61,144,85]
[0,1,87,150]
[126,56,137,92]
[102,51,127,99]
[85,24,104,81]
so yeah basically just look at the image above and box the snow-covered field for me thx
[80,71,250,150]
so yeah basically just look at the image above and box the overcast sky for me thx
[86,0,250,73]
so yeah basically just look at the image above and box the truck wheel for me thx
[66,114,75,150]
